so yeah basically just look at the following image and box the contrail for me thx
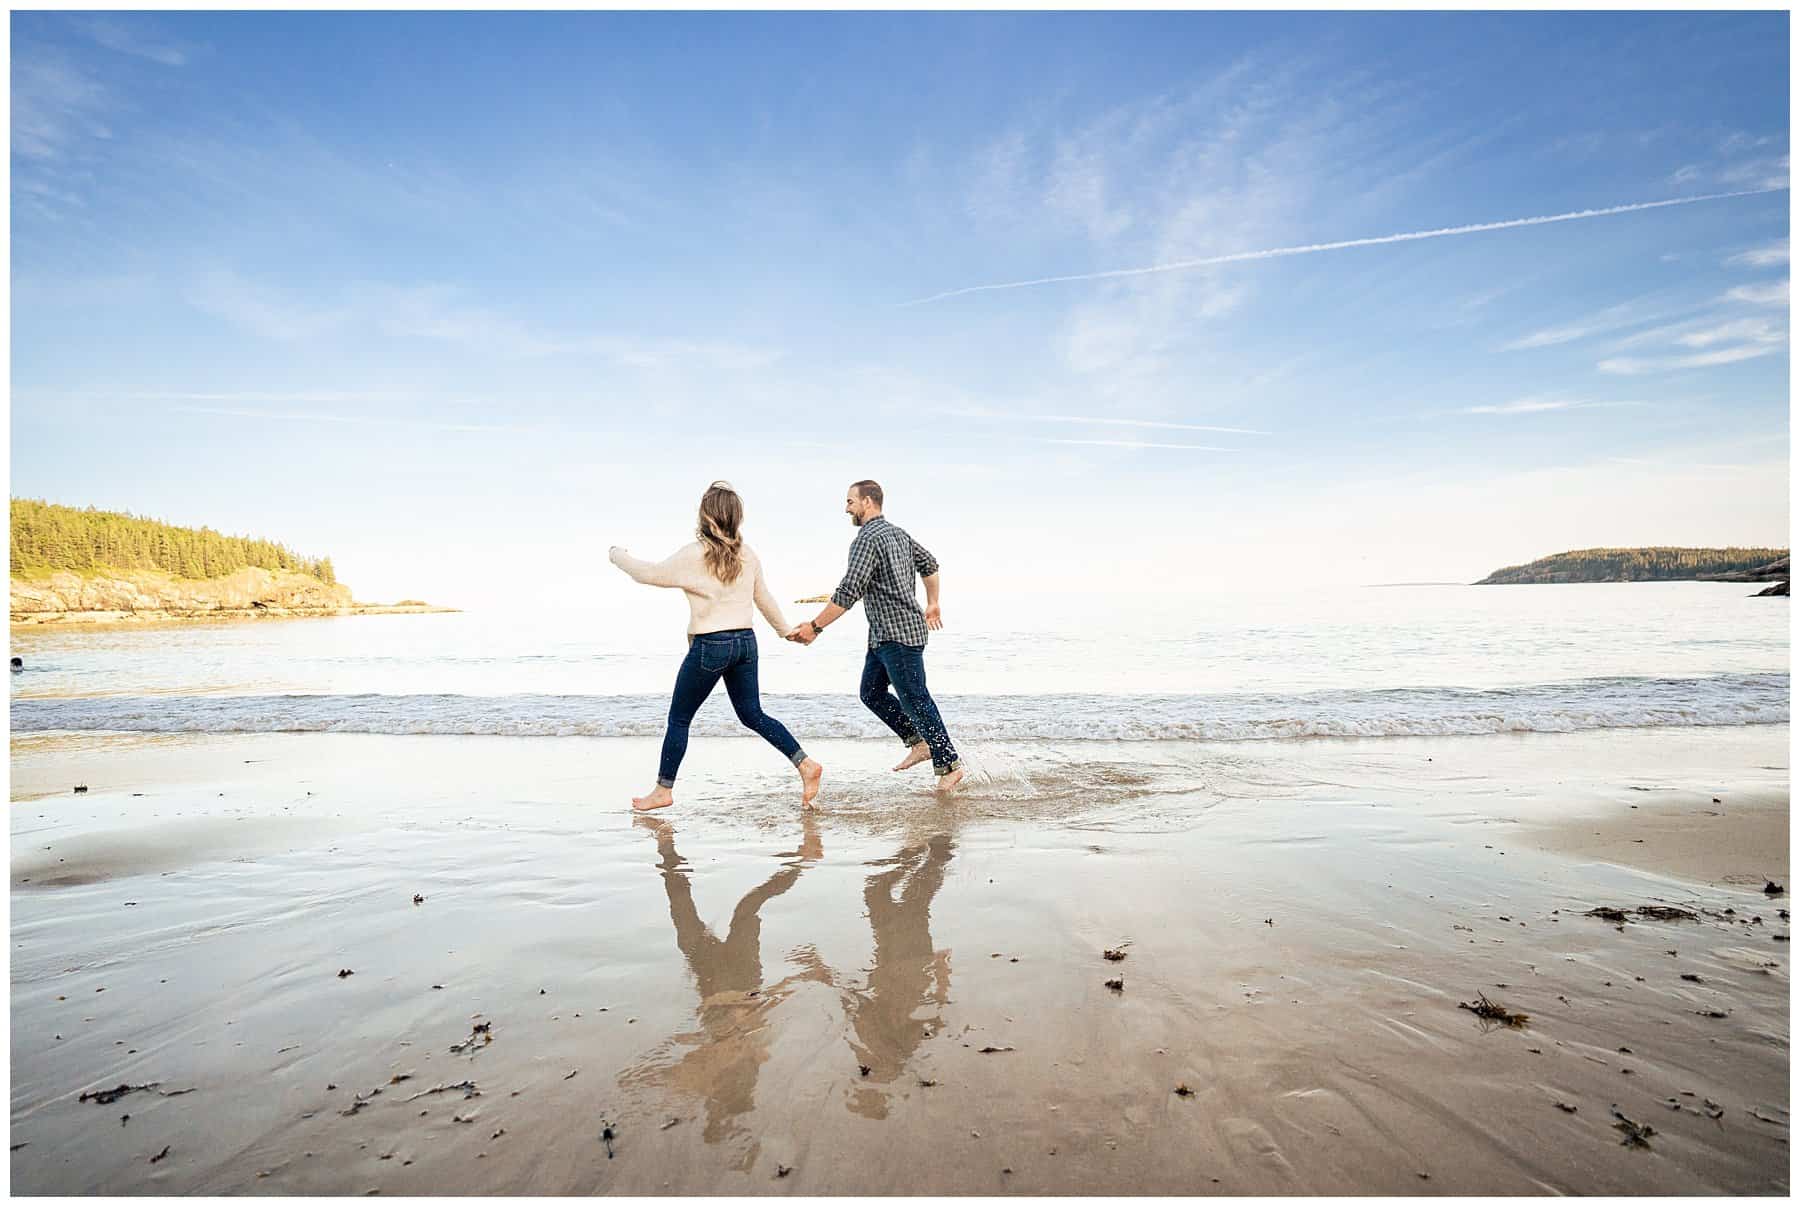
[901,187,1788,307]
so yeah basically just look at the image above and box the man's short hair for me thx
[850,479,884,507]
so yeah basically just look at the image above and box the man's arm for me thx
[805,600,848,636]
[798,532,873,641]
[913,538,943,629]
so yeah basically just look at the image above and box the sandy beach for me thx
[9,726,1789,1194]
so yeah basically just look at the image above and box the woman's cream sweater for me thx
[608,542,793,637]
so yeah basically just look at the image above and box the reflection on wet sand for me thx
[621,815,832,1170]
[844,833,955,1120]
[622,816,959,1153]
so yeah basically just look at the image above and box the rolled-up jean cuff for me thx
[656,776,676,789]
[898,731,923,747]
[789,749,808,768]
[934,758,962,777]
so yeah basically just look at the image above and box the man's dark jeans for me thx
[658,629,805,788]
[859,641,961,776]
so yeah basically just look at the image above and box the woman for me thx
[609,482,823,812]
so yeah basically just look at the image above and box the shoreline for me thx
[11,604,459,629]
[10,726,1788,1194]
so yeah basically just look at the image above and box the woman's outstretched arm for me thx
[609,544,696,589]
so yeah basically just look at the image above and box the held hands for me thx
[925,603,943,631]
[786,623,818,646]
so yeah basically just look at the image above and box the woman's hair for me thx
[696,481,746,585]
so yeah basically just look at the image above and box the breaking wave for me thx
[9,674,1787,742]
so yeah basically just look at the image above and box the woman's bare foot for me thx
[631,785,675,812]
[799,758,824,809]
[935,768,965,793]
[893,743,931,772]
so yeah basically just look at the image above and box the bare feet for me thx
[893,743,931,772]
[799,758,824,809]
[631,785,674,812]
[935,768,965,793]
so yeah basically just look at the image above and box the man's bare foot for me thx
[935,768,965,793]
[631,785,674,812]
[799,758,824,809]
[893,743,931,772]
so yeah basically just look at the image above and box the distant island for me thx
[10,498,455,625]
[1476,546,1789,587]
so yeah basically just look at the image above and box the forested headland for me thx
[11,499,335,583]
[1477,547,1789,585]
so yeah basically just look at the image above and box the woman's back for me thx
[608,541,792,637]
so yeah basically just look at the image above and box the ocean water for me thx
[8,583,1789,744]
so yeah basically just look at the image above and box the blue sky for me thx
[11,12,1790,608]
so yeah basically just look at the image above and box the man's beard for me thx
[851,514,864,527]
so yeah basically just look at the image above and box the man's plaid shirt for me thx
[830,516,939,648]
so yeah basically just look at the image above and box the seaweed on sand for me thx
[1611,1106,1655,1149]
[80,1083,159,1105]
[1457,993,1528,1028]
[1586,904,1698,924]
[1635,905,1697,921]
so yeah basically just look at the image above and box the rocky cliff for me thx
[12,567,351,615]
[1696,556,1790,583]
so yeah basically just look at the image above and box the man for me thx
[788,480,964,791]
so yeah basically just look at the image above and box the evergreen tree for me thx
[10,498,342,587]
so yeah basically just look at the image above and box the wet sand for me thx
[9,726,1790,1194]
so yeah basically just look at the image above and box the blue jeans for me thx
[860,642,961,776]
[658,630,806,788]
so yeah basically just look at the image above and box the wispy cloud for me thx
[967,58,1315,393]
[371,285,561,357]
[130,389,472,406]
[10,54,111,162]
[965,130,1033,228]
[1042,438,1240,451]
[1458,283,1523,312]
[173,406,536,434]
[1671,317,1786,349]
[1458,397,1646,415]
[70,17,190,66]
[577,335,781,373]
[1500,298,1670,351]
[1598,345,1783,375]
[1727,238,1788,268]
[12,273,154,307]
[182,270,780,368]
[1720,153,1790,192]
[1590,290,1788,374]
[945,407,1269,435]
[1673,140,1789,194]
[901,188,1786,307]
[1724,280,1789,306]
[184,271,346,342]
